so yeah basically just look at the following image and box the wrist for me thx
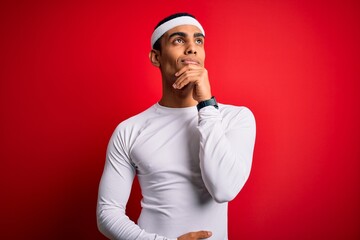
[197,96,219,111]
[196,94,212,103]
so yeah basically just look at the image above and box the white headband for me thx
[151,16,205,48]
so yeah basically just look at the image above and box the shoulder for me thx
[112,104,157,142]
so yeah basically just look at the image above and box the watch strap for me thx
[197,97,219,111]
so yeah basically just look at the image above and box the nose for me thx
[185,42,197,55]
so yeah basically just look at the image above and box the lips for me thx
[180,58,200,65]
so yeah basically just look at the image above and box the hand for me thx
[177,231,212,240]
[173,64,212,103]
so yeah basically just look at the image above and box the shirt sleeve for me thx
[197,105,256,203]
[96,126,176,240]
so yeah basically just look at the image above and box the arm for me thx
[198,106,256,203]
[173,65,256,203]
[96,127,176,240]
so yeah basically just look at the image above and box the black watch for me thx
[197,97,219,111]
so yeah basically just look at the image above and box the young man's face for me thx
[157,24,205,81]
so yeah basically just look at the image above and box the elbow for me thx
[207,182,241,203]
[96,209,107,236]
[96,210,117,240]
[212,190,238,203]
[97,206,114,238]
[209,176,249,203]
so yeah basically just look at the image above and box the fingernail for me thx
[207,231,212,236]
[172,83,177,89]
[175,72,179,76]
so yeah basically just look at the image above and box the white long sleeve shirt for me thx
[97,103,256,240]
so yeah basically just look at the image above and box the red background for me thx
[1,0,359,239]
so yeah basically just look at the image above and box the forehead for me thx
[163,25,203,38]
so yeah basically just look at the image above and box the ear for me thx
[149,49,161,67]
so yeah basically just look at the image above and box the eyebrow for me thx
[194,32,205,38]
[168,32,205,40]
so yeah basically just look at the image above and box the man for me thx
[97,13,256,240]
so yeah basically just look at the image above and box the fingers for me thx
[173,66,207,90]
[172,64,212,102]
[194,230,212,239]
[173,71,201,89]
[177,230,212,240]
[175,64,201,77]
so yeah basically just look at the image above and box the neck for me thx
[159,81,198,108]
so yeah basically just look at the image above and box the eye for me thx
[195,38,204,45]
[173,38,184,44]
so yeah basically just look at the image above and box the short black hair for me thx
[153,12,197,51]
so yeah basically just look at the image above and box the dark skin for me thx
[149,25,213,239]
[150,25,212,108]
